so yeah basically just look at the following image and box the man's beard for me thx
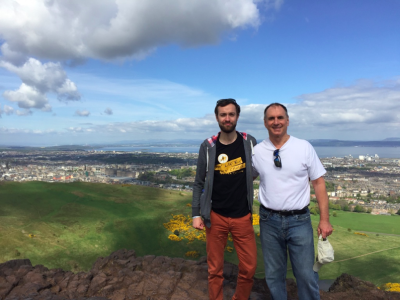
[219,122,237,133]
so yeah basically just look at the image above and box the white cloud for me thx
[2,79,399,145]
[3,83,49,109]
[3,105,14,115]
[75,110,90,117]
[0,0,279,116]
[15,109,33,116]
[291,80,400,129]
[104,107,113,115]
[0,0,275,62]
[0,58,80,106]
[240,80,400,140]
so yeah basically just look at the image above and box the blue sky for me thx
[0,0,399,146]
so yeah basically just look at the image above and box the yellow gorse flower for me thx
[164,214,206,243]
[252,214,260,225]
[354,232,368,237]
[168,234,183,241]
[381,283,400,292]
[164,212,261,254]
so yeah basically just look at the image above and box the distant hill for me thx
[307,139,400,147]
[384,137,400,141]
[2,138,400,149]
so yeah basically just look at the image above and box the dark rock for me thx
[0,259,32,271]
[1,251,400,299]
[320,273,400,300]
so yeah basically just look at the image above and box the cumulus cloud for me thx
[0,0,274,62]
[75,110,90,117]
[3,105,14,115]
[291,80,400,128]
[0,58,80,110]
[3,83,48,109]
[104,107,113,115]
[68,80,397,140]
[237,80,400,140]
[0,1,279,116]
[2,79,398,144]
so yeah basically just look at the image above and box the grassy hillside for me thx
[0,182,399,286]
[0,181,198,272]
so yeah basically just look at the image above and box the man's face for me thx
[216,103,239,133]
[264,105,289,138]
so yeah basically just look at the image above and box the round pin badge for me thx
[218,154,228,164]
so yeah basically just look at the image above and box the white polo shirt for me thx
[252,136,326,211]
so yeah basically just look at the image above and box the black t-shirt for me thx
[211,132,249,218]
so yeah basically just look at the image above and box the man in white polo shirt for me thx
[252,103,333,300]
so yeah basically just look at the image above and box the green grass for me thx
[308,212,400,286]
[0,182,399,286]
[326,210,400,235]
[0,181,197,272]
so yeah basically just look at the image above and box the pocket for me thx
[259,206,271,221]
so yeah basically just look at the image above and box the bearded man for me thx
[192,98,257,300]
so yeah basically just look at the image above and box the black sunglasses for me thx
[273,149,282,168]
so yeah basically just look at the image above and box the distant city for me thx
[1,148,399,216]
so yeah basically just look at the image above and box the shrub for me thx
[332,212,337,217]
[168,234,183,241]
[380,283,400,292]
[164,214,206,243]
[353,205,366,213]
[348,228,351,232]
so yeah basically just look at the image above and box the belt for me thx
[261,204,308,216]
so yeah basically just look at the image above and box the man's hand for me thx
[318,219,333,239]
[312,176,333,239]
[192,217,205,230]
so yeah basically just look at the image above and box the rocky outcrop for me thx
[0,249,399,300]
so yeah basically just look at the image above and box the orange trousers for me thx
[206,211,257,300]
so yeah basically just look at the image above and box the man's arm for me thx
[311,176,333,239]
[192,143,206,230]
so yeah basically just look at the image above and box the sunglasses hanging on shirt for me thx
[273,149,282,168]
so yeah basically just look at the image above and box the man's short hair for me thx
[215,98,241,116]
[264,103,288,119]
